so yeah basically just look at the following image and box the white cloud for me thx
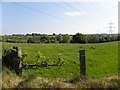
[64,12,87,17]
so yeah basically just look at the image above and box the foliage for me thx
[40,34,49,43]
[49,36,57,43]
[110,35,118,41]
[56,53,64,67]
[99,36,106,43]
[87,35,99,43]
[21,53,28,64]
[2,48,16,69]
[2,33,119,44]
[27,38,34,43]
[118,34,120,40]
[62,34,71,43]
[27,37,40,43]
[36,51,48,67]
[71,33,85,43]
[104,35,111,42]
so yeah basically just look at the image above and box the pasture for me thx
[2,41,119,80]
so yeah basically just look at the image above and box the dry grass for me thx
[75,76,119,88]
[17,77,74,88]
[2,67,119,89]
[2,67,22,88]
[16,76,119,89]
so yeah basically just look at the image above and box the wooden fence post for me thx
[79,50,86,78]
[13,46,22,76]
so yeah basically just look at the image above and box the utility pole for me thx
[107,20,115,35]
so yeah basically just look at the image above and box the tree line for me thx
[2,33,120,44]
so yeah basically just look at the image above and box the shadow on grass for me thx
[65,76,86,83]
[68,76,81,83]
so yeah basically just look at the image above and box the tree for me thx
[71,33,84,43]
[62,34,71,43]
[56,35,61,42]
[53,33,56,36]
[49,36,57,43]
[27,38,34,43]
[27,37,40,43]
[110,35,118,41]
[40,34,49,43]
[118,34,120,41]
[56,34,63,43]
[87,35,99,43]
[99,36,106,43]
[104,35,111,42]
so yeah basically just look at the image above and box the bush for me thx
[62,34,71,43]
[72,33,85,43]
[27,37,40,43]
[99,36,106,43]
[87,35,99,43]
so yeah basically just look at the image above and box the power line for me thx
[10,2,91,29]
[89,2,106,20]
[59,0,103,28]
[50,1,100,30]
[50,1,69,11]
[60,0,79,11]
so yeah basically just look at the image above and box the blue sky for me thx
[1,0,118,35]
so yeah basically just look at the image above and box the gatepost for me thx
[79,50,86,78]
[13,46,22,76]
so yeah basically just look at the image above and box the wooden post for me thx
[79,50,86,78]
[13,46,22,76]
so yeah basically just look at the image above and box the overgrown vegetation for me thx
[23,51,64,69]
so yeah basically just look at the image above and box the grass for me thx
[2,66,22,88]
[16,76,119,88]
[2,66,119,89]
[2,41,119,80]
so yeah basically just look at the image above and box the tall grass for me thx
[2,64,119,89]
[2,66,22,88]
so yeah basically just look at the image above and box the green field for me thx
[2,41,119,80]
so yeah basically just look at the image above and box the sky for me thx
[1,0,119,35]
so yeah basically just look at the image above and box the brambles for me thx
[56,53,64,67]
[21,53,28,63]
[35,52,64,67]
[22,51,64,69]
[36,51,48,67]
